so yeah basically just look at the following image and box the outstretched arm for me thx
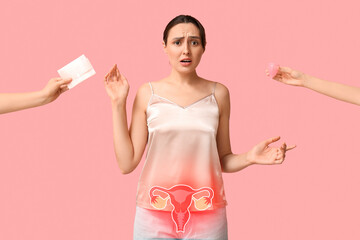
[215,83,295,173]
[0,77,72,114]
[105,64,148,174]
[267,66,360,106]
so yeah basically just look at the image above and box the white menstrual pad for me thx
[57,54,96,89]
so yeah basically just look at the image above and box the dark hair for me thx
[163,15,206,50]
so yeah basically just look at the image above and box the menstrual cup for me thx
[267,62,280,78]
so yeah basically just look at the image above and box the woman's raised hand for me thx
[104,64,129,104]
[266,66,307,87]
[246,136,296,165]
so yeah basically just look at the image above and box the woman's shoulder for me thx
[137,81,153,94]
[201,79,229,99]
[136,77,173,95]
[139,78,167,92]
[134,82,154,113]
[213,81,229,96]
[206,80,230,114]
[135,82,152,101]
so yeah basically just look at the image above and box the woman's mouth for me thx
[180,59,192,66]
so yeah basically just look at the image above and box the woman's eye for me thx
[191,41,199,45]
[174,41,181,45]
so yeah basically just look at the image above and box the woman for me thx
[267,66,360,106]
[105,15,295,240]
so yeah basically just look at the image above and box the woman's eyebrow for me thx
[172,36,201,40]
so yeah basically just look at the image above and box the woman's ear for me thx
[162,41,167,54]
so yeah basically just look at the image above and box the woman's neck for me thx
[167,69,201,85]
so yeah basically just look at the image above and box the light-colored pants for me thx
[133,206,228,240]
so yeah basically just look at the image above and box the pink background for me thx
[1,0,360,239]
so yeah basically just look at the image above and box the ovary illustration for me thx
[149,184,214,233]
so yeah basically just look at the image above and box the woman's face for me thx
[163,23,204,74]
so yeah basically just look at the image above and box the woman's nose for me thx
[182,43,190,55]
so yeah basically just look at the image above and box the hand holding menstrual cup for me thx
[267,64,307,87]
[266,62,280,78]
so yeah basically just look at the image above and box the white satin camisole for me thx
[135,82,227,212]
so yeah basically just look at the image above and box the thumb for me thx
[279,66,293,74]
[57,78,72,85]
[60,86,70,94]
[262,136,281,146]
[120,73,128,84]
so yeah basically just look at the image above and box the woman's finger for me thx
[285,145,297,151]
[116,66,120,78]
[104,72,110,82]
[111,64,117,76]
[263,136,281,146]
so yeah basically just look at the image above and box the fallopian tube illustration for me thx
[149,184,214,233]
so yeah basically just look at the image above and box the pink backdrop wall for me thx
[1,0,360,239]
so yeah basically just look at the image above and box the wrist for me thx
[111,99,126,109]
[36,90,49,106]
[244,151,255,166]
[302,74,313,88]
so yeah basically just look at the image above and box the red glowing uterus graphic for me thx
[149,184,214,233]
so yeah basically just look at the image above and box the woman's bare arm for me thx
[215,82,295,173]
[105,65,149,174]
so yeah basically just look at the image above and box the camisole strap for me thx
[212,82,217,94]
[148,82,154,95]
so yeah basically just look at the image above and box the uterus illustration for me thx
[149,184,214,233]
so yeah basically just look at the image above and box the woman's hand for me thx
[40,77,72,105]
[246,136,296,165]
[104,64,129,105]
[266,66,307,87]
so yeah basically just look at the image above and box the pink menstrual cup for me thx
[267,62,280,78]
